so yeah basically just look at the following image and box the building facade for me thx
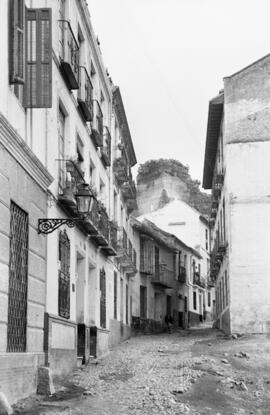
[131,218,205,332]
[137,200,215,323]
[203,54,270,334]
[0,0,137,403]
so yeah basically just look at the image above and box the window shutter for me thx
[9,0,25,84]
[24,8,52,108]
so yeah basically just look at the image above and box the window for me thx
[205,228,209,251]
[113,191,118,222]
[10,0,25,84]
[99,179,105,204]
[24,8,52,108]
[7,202,28,352]
[133,248,137,267]
[223,199,226,242]
[208,292,211,308]
[76,136,84,171]
[219,281,222,312]
[114,272,117,319]
[58,230,70,319]
[100,268,106,328]
[126,285,129,325]
[90,61,96,77]
[184,296,188,312]
[193,292,197,310]
[140,286,147,318]
[154,246,160,278]
[9,3,52,107]
[89,159,96,187]
[198,263,201,277]
[58,107,66,192]
[225,271,228,307]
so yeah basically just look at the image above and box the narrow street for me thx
[14,328,270,415]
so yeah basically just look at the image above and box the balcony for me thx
[121,178,136,201]
[178,266,187,283]
[151,264,174,289]
[91,101,103,147]
[58,159,85,208]
[58,20,79,90]
[100,127,111,167]
[116,228,137,273]
[193,272,206,288]
[78,67,93,122]
[101,221,118,256]
[113,157,129,185]
[209,240,228,278]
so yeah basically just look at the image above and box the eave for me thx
[202,93,224,189]
[113,86,137,167]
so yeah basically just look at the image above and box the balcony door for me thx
[154,246,159,279]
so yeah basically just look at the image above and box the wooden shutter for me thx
[9,0,25,84]
[24,8,52,108]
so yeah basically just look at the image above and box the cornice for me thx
[0,112,53,191]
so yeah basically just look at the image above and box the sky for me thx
[88,0,270,185]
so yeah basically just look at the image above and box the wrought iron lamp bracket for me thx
[38,218,84,234]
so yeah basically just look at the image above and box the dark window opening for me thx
[7,202,28,352]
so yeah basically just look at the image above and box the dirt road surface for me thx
[13,327,270,415]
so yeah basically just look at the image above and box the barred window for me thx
[100,268,106,328]
[7,202,28,352]
[126,285,128,325]
[58,230,70,319]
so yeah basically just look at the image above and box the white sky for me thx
[88,0,270,184]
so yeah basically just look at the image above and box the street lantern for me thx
[38,182,96,234]
[75,183,94,216]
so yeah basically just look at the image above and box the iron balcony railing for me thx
[151,264,174,288]
[97,204,110,242]
[58,20,79,89]
[113,157,129,184]
[109,221,118,252]
[91,101,103,147]
[58,159,85,201]
[116,228,136,272]
[121,178,136,201]
[101,126,111,167]
[78,66,93,122]
[193,272,206,288]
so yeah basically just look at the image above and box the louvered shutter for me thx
[9,0,25,84]
[24,8,52,108]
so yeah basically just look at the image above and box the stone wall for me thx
[0,113,52,404]
[44,313,77,377]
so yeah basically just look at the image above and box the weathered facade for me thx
[203,54,270,334]
[0,0,137,404]
[137,200,215,323]
[131,218,204,332]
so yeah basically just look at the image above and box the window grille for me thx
[7,202,29,352]
[58,230,70,319]
[126,285,128,325]
[140,286,147,318]
[100,268,106,328]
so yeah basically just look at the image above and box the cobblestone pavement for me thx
[14,327,270,415]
